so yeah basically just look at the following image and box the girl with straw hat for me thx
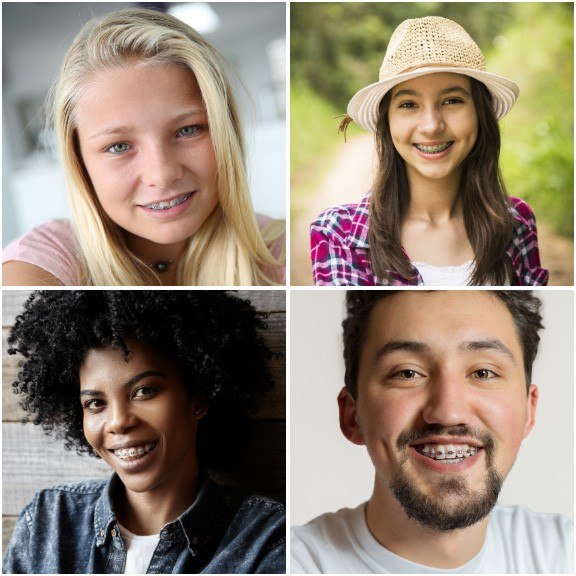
[310,16,548,286]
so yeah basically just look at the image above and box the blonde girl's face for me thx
[75,62,219,251]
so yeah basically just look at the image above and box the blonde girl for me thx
[3,8,285,286]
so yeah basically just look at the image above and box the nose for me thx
[419,104,446,136]
[140,142,184,190]
[106,400,139,435]
[421,369,468,426]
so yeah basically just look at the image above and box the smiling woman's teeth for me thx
[415,142,453,154]
[145,192,192,210]
[415,443,481,463]
[114,442,155,460]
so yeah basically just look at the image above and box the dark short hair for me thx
[343,291,543,397]
[8,290,274,473]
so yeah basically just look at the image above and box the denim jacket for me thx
[3,473,285,574]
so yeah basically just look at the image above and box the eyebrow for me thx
[373,341,431,365]
[392,85,471,100]
[80,370,166,397]
[87,108,207,140]
[372,338,516,365]
[458,339,517,364]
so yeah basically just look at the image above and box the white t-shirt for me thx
[119,524,160,574]
[290,503,573,573]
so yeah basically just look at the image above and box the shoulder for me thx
[291,506,361,573]
[207,488,285,573]
[489,504,573,572]
[255,213,286,284]
[2,219,80,285]
[226,491,285,545]
[24,478,107,516]
[311,197,369,244]
[509,196,538,227]
[506,198,549,286]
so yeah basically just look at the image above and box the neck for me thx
[115,464,201,535]
[365,478,490,569]
[406,169,463,224]
[124,233,188,285]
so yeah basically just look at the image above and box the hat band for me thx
[380,62,482,81]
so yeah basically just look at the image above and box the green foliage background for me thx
[291,2,573,236]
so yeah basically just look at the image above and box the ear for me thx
[522,384,538,438]
[338,386,365,445]
[192,400,208,421]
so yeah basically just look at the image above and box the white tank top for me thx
[412,260,474,286]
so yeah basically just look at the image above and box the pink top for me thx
[3,216,285,286]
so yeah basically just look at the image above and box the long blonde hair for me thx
[50,8,284,285]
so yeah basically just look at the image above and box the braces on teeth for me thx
[415,142,453,153]
[146,192,192,210]
[415,443,481,463]
[114,442,155,460]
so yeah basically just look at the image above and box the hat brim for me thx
[347,67,519,132]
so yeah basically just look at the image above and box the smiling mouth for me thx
[143,192,193,211]
[414,443,483,464]
[414,142,454,154]
[110,441,158,461]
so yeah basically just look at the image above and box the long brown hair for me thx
[369,78,514,285]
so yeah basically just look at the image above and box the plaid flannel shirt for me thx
[310,195,549,286]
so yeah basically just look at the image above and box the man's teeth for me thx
[114,442,155,460]
[415,443,481,463]
[145,192,192,210]
[415,142,453,153]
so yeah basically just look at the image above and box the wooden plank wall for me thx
[2,289,286,554]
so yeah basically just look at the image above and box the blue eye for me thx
[107,142,131,155]
[178,125,197,136]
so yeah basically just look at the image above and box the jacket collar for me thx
[92,472,243,557]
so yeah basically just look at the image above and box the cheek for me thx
[479,395,528,465]
[359,393,415,458]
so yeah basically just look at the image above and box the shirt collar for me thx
[92,471,236,557]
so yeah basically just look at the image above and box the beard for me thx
[390,424,503,532]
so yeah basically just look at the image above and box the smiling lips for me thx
[414,141,455,154]
[142,192,193,211]
[109,441,157,461]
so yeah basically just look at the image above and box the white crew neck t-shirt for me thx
[291,503,573,573]
[118,524,161,574]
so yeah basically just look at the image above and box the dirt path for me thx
[291,134,377,285]
[291,135,573,286]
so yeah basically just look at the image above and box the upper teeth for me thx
[415,443,480,461]
[145,192,192,210]
[114,442,155,460]
[415,142,452,153]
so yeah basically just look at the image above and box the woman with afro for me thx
[3,290,285,574]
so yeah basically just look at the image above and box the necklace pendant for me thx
[153,261,169,273]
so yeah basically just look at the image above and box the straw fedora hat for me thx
[347,16,519,132]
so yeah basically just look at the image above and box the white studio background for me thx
[2,2,286,247]
[290,289,574,526]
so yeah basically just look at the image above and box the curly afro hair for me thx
[8,290,274,472]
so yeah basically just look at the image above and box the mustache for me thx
[396,424,496,455]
